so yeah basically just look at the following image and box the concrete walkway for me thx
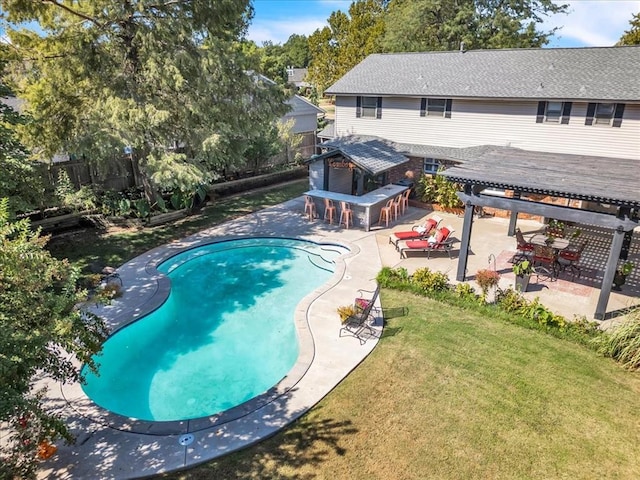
[38,197,639,479]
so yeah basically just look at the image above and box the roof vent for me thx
[460,42,466,53]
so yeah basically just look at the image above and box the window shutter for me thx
[445,99,452,118]
[376,96,382,119]
[420,98,426,117]
[585,103,596,125]
[536,101,545,123]
[356,96,362,118]
[612,103,625,127]
[560,102,572,124]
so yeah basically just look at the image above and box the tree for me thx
[0,55,45,217]
[617,12,640,45]
[282,33,310,68]
[307,0,387,95]
[0,198,108,479]
[382,0,568,52]
[1,0,289,203]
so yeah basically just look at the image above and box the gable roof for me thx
[283,95,324,117]
[325,46,640,102]
[308,135,409,176]
[287,68,309,85]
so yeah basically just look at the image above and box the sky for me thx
[248,0,640,48]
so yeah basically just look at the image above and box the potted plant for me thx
[545,219,566,238]
[475,268,500,302]
[513,259,534,292]
[613,261,634,291]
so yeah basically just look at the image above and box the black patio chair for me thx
[339,285,380,344]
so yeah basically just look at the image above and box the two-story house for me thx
[313,46,640,319]
[319,45,639,186]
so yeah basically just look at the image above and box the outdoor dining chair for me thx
[558,241,587,279]
[532,244,558,280]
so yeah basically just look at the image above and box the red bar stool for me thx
[339,201,353,229]
[303,195,316,221]
[323,198,336,224]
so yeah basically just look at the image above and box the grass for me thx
[165,289,640,479]
[47,179,308,271]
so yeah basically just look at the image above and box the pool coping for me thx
[60,236,360,436]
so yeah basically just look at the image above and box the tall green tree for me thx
[1,0,288,202]
[0,198,108,479]
[282,33,310,68]
[0,55,45,217]
[617,12,640,45]
[383,0,568,52]
[307,0,387,95]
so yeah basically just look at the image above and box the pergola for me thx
[441,146,640,320]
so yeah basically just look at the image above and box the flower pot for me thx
[515,274,530,293]
[613,272,626,291]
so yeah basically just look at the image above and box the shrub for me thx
[519,298,566,329]
[495,287,528,313]
[454,283,479,302]
[416,170,463,209]
[377,267,410,288]
[596,313,640,370]
[411,267,450,293]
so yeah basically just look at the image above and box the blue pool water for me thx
[81,238,346,422]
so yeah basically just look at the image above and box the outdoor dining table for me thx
[528,234,570,252]
[528,233,570,279]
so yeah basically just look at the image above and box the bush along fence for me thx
[375,266,640,371]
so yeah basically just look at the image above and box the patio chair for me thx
[388,215,442,251]
[558,241,587,279]
[339,285,380,344]
[514,227,534,262]
[378,198,395,227]
[399,225,456,259]
[532,244,558,280]
[355,285,382,315]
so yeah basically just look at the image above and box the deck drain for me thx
[178,434,194,446]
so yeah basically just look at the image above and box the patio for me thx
[37,196,638,479]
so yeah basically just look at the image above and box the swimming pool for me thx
[81,238,348,422]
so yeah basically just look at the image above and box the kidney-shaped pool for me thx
[81,238,348,422]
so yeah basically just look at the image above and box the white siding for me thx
[334,96,640,160]
[282,113,318,134]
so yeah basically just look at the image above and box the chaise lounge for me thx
[399,225,456,259]
[388,215,442,251]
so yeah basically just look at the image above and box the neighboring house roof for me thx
[308,135,409,176]
[317,121,335,139]
[283,95,324,118]
[287,67,309,86]
[325,46,640,102]
[1,96,25,112]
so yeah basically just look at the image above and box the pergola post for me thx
[456,184,476,282]
[507,191,521,236]
[595,226,626,320]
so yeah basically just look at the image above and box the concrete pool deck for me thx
[38,195,639,479]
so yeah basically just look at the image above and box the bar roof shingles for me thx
[325,46,640,102]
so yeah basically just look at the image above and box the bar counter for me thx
[304,184,408,231]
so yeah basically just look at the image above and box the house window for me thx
[423,158,441,175]
[585,102,625,127]
[594,103,615,125]
[357,96,381,118]
[545,102,563,122]
[427,99,446,116]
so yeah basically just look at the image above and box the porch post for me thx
[595,226,626,320]
[323,160,330,190]
[507,191,521,236]
[456,184,475,282]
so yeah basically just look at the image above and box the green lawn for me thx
[166,289,640,480]
[47,179,308,271]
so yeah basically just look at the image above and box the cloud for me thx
[248,18,329,45]
[544,0,640,47]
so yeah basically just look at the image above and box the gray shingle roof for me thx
[442,146,640,207]
[317,121,335,139]
[317,135,409,175]
[325,46,640,101]
[283,95,325,117]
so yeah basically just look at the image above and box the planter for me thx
[613,272,626,291]
[515,274,531,293]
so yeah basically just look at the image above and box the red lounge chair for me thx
[400,225,456,259]
[388,215,442,250]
